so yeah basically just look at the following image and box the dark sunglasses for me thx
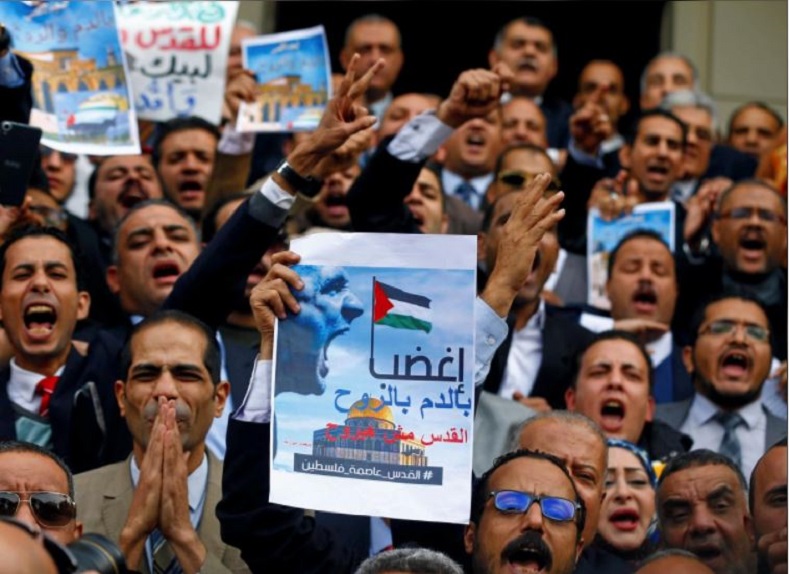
[40,147,78,163]
[497,170,561,193]
[489,490,581,522]
[717,206,786,224]
[0,491,76,528]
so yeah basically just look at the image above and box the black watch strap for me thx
[275,160,323,198]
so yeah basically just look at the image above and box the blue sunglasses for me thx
[489,490,581,522]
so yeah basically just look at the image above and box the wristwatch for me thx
[275,159,323,198]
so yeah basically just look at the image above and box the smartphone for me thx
[0,121,43,206]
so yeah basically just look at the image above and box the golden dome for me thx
[347,397,395,425]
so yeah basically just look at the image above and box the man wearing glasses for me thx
[464,449,585,574]
[656,295,786,480]
[678,179,787,361]
[0,440,81,545]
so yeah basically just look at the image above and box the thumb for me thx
[625,175,640,198]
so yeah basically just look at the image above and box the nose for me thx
[30,268,51,293]
[46,151,63,169]
[611,476,632,500]
[152,372,179,400]
[151,228,173,252]
[14,499,41,533]
[403,184,421,205]
[688,505,717,538]
[342,293,364,323]
[520,499,546,532]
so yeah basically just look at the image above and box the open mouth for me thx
[646,164,669,178]
[691,545,723,562]
[319,327,350,380]
[24,303,57,338]
[632,284,658,313]
[151,261,181,283]
[465,132,487,151]
[118,183,150,209]
[503,536,552,574]
[719,349,750,379]
[178,180,204,199]
[599,399,625,431]
[609,507,640,531]
[738,234,766,258]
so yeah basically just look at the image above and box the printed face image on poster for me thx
[271,233,477,524]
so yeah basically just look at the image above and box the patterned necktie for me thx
[715,411,744,469]
[454,181,477,208]
[150,528,183,574]
[35,376,59,417]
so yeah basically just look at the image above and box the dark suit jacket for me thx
[0,54,32,124]
[655,397,787,453]
[705,144,758,182]
[0,346,87,465]
[69,193,288,472]
[482,306,596,409]
[540,96,574,149]
[75,452,249,574]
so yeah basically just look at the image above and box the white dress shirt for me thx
[498,301,546,399]
[441,170,494,211]
[7,359,65,414]
[681,393,766,482]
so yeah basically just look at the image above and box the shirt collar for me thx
[442,169,494,197]
[9,358,66,403]
[130,453,208,512]
[369,92,393,122]
[526,299,546,332]
[646,331,673,367]
[690,392,764,429]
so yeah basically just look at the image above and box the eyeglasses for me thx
[40,147,78,163]
[497,170,561,193]
[717,207,786,224]
[0,492,76,528]
[489,490,581,522]
[698,319,770,342]
[29,205,68,228]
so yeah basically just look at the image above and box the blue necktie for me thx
[715,411,744,470]
[150,528,183,574]
[454,181,477,208]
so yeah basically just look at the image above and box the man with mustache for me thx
[677,179,787,360]
[87,154,164,268]
[656,449,756,574]
[488,16,572,149]
[656,295,786,480]
[74,310,249,573]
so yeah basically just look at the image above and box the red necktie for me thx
[35,376,59,417]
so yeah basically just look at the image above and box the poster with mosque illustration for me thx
[587,201,675,310]
[237,25,331,132]
[271,233,477,524]
[0,1,140,155]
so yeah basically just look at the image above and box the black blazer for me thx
[482,306,596,409]
[0,346,87,465]
[540,96,574,149]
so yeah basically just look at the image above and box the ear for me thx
[618,144,632,170]
[682,345,695,375]
[463,522,477,555]
[565,387,576,410]
[711,218,721,247]
[76,291,91,321]
[434,145,447,164]
[440,213,449,235]
[477,232,487,262]
[114,380,127,417]
[618,94,631,118]
[106,265,120,295]
[546,55,558,82]
[87,199,97,222]
[73,520,83,539]
[645,395,656,422]
[213,380,230,417]
[488,49,500,70]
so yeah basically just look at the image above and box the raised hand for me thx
[588,169,640,221]
[570,84,613,155]
[437,63,513,128]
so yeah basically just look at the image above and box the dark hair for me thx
[715,177,787,218]
[686,292,771,346]
[749,437,788,514]
[28,164,51,195]
[657,449,748,493]
[573,330,654,392]
[202,192,254,243]
[111,198,198,263]
[494,143,554,177]
[493,17,556,57]
[151,116,220,167]
[727,101,785,138]
[0,226,86,291]
[624,108,688,148]
[120,310,221,386]
[606,228,672,280]
[470,448,586,541]
[0,441,74,498]
[354,548,463,574]
[423,160,447,214]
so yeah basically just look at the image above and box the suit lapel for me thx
[764,408,787,448]
[198,452,227,563]
[0,368,15,440]
[100,459,136,554]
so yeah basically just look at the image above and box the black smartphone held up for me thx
[0,121,43,206]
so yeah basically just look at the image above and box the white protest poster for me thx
[271,233,477,524]
[587,201,676,309]
[237,26,331,132]
[118,1,238,124]
[0,1,140,155]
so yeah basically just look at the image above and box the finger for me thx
[266,263,304,290]
[341,114,378,137]
[335,54,359,99]
[271,250,300,267]
[347,58,385,101]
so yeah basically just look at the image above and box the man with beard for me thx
[74,311,248,573]
[656,449,756,574]
[656,295,786,480]
[87,154,164,267]
[677,179,787,360]
[464,450,586,574]
[152,116,221,224]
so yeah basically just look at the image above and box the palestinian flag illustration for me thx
[373,280,432,333]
